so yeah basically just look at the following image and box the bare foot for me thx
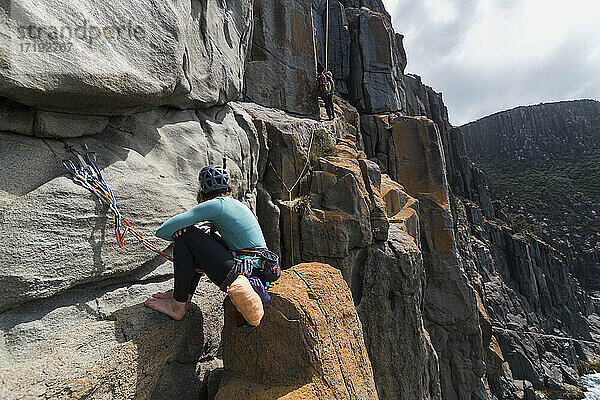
[144,297,187,320]
[152,290,174,299]
[151,291,192,311]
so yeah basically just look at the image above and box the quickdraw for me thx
[62,142,174,262]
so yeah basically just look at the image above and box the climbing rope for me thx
[311,9,318,66]
[269,130,316,266]
[310,1,331,72]
[325,0,330,70]
[57,141,174,262]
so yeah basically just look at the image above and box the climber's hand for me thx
[173,228,187,238]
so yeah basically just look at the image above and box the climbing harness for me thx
[319,70,334,94]
[233,248,281,284]
[59,141,174,262]
[268,129,316,265]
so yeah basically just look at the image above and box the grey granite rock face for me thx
[243,0,319,118]
[313,0,351,96]
[0,0,253,114]
[0,104,259,312]
[311,1,407,113]
[0,103,260,398]
[0,273,226,400]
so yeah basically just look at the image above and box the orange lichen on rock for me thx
[216,263,379,400]
[475,293,505,375]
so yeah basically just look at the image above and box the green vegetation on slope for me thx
[474,149,600,249]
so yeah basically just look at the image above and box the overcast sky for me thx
[382,0,600,125]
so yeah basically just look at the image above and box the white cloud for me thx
[389,0,600,124]
[381,0,398,15]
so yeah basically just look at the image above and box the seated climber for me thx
[145,164,279,323]
[318,68,335,120]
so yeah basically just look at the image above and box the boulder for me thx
[0,274,226,400]
[0,0,253,114]
[216,263,378,400]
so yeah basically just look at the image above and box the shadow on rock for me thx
[68,302,206,399]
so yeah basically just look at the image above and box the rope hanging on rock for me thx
[269,130,316,266]
[325,0,330,70]
[311,1,331,71]
[61,142,174,262]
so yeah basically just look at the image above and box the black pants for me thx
[321,92,334,119]
[172,226,235,302]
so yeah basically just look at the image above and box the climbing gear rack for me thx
[62,142,174,262]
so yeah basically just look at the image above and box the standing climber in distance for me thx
[145,164,278,324]
[318,68,335,120]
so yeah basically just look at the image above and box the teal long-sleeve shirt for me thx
[155,196,267,250]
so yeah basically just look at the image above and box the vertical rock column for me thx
[362,114,486,399]
[343,6,407,113]
[244,100,443,399]
[244,0,319,118]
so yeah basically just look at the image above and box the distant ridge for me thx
[463,99,600,127]
[460,99,600,289]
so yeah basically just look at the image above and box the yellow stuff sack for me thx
[227,275,264,326]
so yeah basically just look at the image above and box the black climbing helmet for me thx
[198,165,230,194]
